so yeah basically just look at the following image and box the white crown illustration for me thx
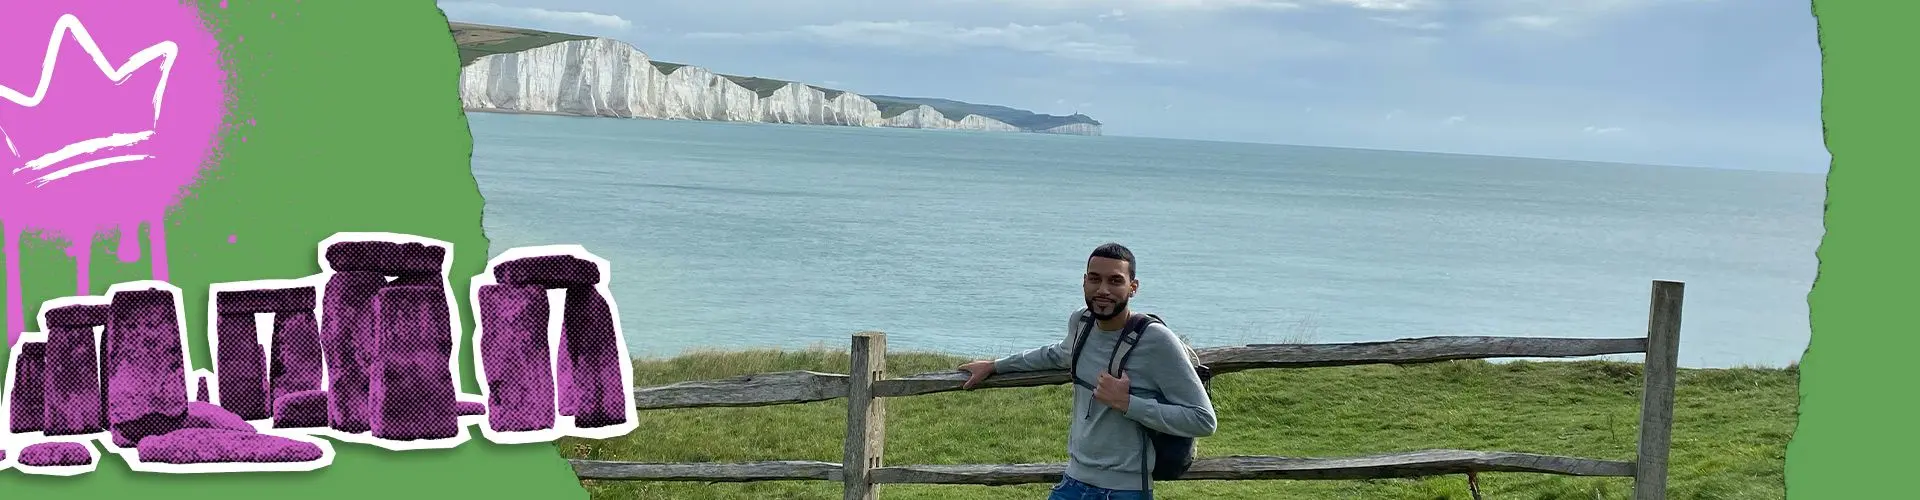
[0,14,177,188]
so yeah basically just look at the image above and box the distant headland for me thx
[449,22,1103,136]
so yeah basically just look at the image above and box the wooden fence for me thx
[571,280,1684,500]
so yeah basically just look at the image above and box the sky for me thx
[438,0,1829,174]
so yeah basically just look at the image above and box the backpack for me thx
[1068,311,1215,491]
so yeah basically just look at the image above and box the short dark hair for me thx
[1089,242,1136,279]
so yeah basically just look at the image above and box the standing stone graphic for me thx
[273,389,330,429]
[218,286,321,418]
[326,241,445,276]
[322,240,450,436]
[477,283,552,432]
[320,271,385,433]
[270,306,322,406]
[214,312,269,420]
[492,254,605,422]
[368,285,459,440]
[182,401,255,433]
[43,304,107,436]
[42,325,102,436]
[104,289,190,448]
[18,441,93,467]
[137,428,325,464]
[8,341,45,433]
[561,287,626,428]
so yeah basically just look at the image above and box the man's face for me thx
[1084,256,1137,321]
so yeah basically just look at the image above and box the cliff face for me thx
[455,31,1101,136]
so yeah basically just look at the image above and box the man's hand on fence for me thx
[1096,372,1131,412]
[959,360,996,389]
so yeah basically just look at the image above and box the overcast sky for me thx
[438,0,1828,173]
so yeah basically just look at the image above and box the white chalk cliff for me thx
[457,37,1100,136]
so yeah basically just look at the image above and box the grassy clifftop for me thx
[559,347,1794,499]
[447,22,1100,132]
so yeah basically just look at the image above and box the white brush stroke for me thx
[303,232,477,451]
[470,245,637,445]
[0,14,175,188]
[87,281,337,474]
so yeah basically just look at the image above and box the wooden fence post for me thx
[1635,280,1683,500]
[845,332,888,500]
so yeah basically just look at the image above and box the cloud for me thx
[440,2,633,33]
[1321,0,1430,11]
[1027,0,1301,10]
[1584,125,1625,134]
[1500,15,1561,30]
[1443,115,1467,125]
[1371,16,1445,30]
[685,21,1180,65]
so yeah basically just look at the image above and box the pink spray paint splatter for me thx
[0,4,229,345]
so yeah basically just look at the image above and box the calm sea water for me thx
[465,112,1824,369]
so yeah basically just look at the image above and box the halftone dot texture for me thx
[271,389,327,428]
[477,283,552,432]
[104,289,189,447]
[42,325,102,435]
[321,271,383,433]
[0,1,590,495]
[19,441,93,467]
[269,305,322,405]
[321,240,457,439]
[454,400,485,417]
[8,341,45,433]
[137,428,322,464]
[43,305,110,435]
[482,254,625,430]
[182,401,254,432]
[213,311,268,419]
[326,241,445,275]
[492,255,600,288]
[44,304,110,327]
[196,375,210,402]
[369,285,458,441]
[561,286,623,428]
[215,286,321,419]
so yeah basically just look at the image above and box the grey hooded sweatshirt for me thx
[993,308,1218,491]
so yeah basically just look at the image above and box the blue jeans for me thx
[1047,475,1151,500]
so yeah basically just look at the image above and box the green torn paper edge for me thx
[1787,1,1909,498]
[0,0,1895,498]
[0,1,586,497]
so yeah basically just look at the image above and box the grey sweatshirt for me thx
[993,308,1218,491]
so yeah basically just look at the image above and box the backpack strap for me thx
[1107,313,1155,377]
[1067,311,1097,391]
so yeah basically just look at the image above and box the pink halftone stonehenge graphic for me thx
[0,232,636,474]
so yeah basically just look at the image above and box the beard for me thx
[1086,296,1129,321]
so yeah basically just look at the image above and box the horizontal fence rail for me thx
[582,280,1684,500]
[631,335,1652,409]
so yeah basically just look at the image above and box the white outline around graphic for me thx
[304,232,477,451]
[470,245,637,445]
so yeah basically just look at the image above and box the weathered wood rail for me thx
[576,280,1684,500]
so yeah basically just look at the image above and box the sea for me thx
[464,112,1825,369]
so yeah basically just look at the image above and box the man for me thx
[958,242,1217,500]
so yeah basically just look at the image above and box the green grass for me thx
[556,347,1797,499]
[448,22,590,67]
